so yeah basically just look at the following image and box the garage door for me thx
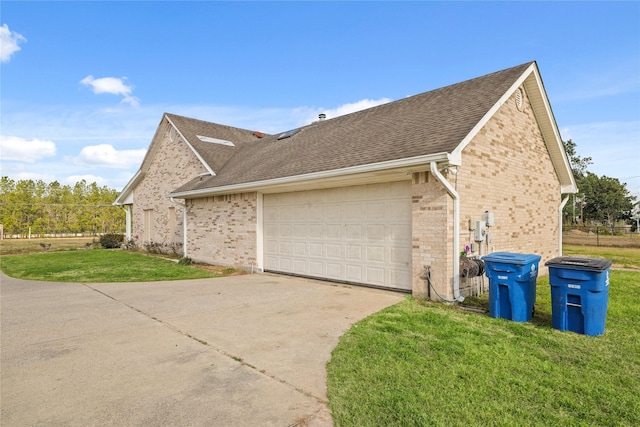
[263,181,412,290]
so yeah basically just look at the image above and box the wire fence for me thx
[563,225,640,248]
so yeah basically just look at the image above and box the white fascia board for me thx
[113,170,142,205]
[451,62,577,195]
[524,68,578,194]
[168,152,451,198]
[165,115,216,177]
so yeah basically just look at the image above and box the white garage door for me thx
[263,181,412,291]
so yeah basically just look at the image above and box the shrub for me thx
[99,233,125,249]
[123,239,138,250]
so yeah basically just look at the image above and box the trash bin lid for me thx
[545,256,612,271]
[482,252,541,265]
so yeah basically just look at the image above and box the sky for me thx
[1,1,639,200]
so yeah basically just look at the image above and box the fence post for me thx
[596,225,599,246]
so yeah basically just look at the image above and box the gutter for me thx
[430,161,463,302]
[169,152,453,199]
[558,195,570,257]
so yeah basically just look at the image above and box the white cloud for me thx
[320,98,392,120]
[63,175,107,186]
[0,24,27,63]
[0,135,56,162]
[80,75,140,107]
[74,144,146,169]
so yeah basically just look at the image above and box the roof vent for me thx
[515,88,524,111]
[318,113,326,121]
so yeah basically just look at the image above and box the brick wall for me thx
[132,124,207,248]
[186,192,258,269]
[458,86,560,265]
[411,171,453,299]
[412,86,562,299]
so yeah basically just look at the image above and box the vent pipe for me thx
[318,113,326,121]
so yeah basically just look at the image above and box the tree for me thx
[0,176,125,237]
[562,139,593,224]
[580,173,635,228]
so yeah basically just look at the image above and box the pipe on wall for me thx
[430,161,464,302]
[559,195,569,257]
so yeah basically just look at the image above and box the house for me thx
[114,61,576,301]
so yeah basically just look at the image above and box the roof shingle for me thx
[172,62,534,194]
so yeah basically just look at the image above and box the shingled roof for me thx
[171,61,539,196]
[165,113,265,175]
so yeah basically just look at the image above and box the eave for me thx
[168,152,454,199]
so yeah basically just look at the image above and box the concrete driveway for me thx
[0,272,404,426]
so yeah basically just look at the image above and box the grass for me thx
[0,237,96,255]
[327,266,640,425]
[563,244,640,270]
[0,250,215,282]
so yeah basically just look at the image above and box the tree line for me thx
[562,140,637,228]
[0,177,125,238]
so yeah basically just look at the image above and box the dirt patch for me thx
[192,264,247,277]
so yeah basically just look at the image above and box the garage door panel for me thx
[345,245,363,261]
[391,223,412,242]
[346,265,363,282]
[309,242,323,257]
[278,241,291,255]
[345,224,362,240]
[293,224,307,238]
[264,181,412,290]
[366,224,385,241]
[366,246,385,262]
[390,247,412,265]
[326,244,342,259]
[309,224,323,238]
[293,242,307,256]
[326,263,342,279]
[309,261,324,276]
[365,201,385,219]
[366,266,386,285]
[293,259,307,275]
[327,224,342,239]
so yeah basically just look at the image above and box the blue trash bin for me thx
[545,257,612,336]
[482,252,541,322]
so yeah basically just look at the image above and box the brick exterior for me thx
[132,125,208,248]
[131,83,562,300]
[411,171,453,298]
[411,86,561,299]
[186,192,258,269]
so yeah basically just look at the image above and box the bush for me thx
[99,233,125,249]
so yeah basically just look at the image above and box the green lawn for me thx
[0,250,214,282]
[327,269,640,426]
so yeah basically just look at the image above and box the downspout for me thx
[121,205,132,241]
[170,198,187,257]
[559,195,569,257]
[430,161,463,302]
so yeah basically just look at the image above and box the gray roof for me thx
[172,61,534,194]
[165,113,266,174]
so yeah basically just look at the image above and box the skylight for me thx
[196,135,235,147]
[277,128,301,140]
